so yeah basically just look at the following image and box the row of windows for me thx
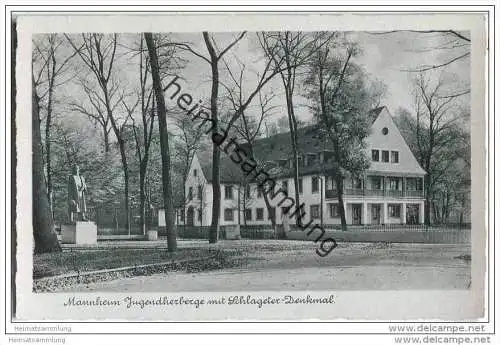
[182,203,404,223]
[192,176,422,200]
[277,151,335,169]
[232,203,342,222]
[372,149,399,163]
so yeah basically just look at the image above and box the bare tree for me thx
[306,34,375,231]
[259,31,333,226]
[175,31,246,243]
[68,79,113,152]
[144,32,177,252]
[221,61,279,231]
[65,33,133,233]
[124,37,157,236]
[411,72,467,224]
[32,76,61,253]
[370,30,470,72]
[32,34,78,218]
[173,115,204,230]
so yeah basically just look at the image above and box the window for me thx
[329,203,340,218]
[326,176,336,190]
[188,187,193,200]
[372,149,380,162]
[281,206,290,217]
[180,209,185,222]
[257,188,263,198]
[256,208,264,220]
[310,205,320,219]
[388,177,400,190]
[312,176,319,193]
[416,178,423,191]
[197,185,203,199]
[298,178,303,194]
[352,178,362,189]
[388,204,401,218]
[224,208,234,221]
[278,159,288,167]
[245,208,252,221]
[371,176,382,190]
[193,169,197,177]
[382,150,389,162]
[245,184,251,197]
[268,207,276,220]
[391,151,399,163]
[382,127,389,135]
[224,185,233,199]
[307,154,317,166]
[407,178,423,191]
[198,208,202,222]
[282,180,288,194]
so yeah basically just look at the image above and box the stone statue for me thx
[68,164,87,222]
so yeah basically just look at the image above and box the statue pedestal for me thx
[61,221,97,245]
[225,225,241,240]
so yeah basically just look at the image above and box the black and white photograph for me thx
[8,8,492,331]
[30,29,472,293]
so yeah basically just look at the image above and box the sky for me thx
[41,31,470,134]
[166,31,470,125]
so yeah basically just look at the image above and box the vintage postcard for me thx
[5,6,494,339]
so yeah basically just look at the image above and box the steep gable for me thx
[187,154,209,186]
[367,107,426,176]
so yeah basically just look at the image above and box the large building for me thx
[174,106,426,228]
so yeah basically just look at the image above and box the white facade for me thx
[174,107,426,227]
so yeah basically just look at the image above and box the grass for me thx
[33,247,216,279]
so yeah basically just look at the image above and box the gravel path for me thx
[60,241,471,292]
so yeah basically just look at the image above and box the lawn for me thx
[33,247,218,279]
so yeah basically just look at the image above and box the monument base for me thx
[147,230,158,241]
[225,225,241,240]
[61,221,97,245]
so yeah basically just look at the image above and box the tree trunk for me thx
[102,126,110,153]
[117,138,130,234]
[262,186,276,230]
[204,32,221,244]
[139,163,147,235]
[45,77,54,219]
[284,83,301,227]
[335,171,347,231]
[145,32,177,252]
[32,78,61,254]
[243,185,247,227]
[424,174,432,225]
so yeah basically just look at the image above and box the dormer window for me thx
[307,153,317,166]
[298,156,304,167]
[324,151,334,163]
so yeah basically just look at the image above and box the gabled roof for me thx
[368,106,385,123]
[239,125,333,161]
[196,106,425,183]
[197,150,247,184]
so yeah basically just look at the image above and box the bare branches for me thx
[403,52,471,72]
